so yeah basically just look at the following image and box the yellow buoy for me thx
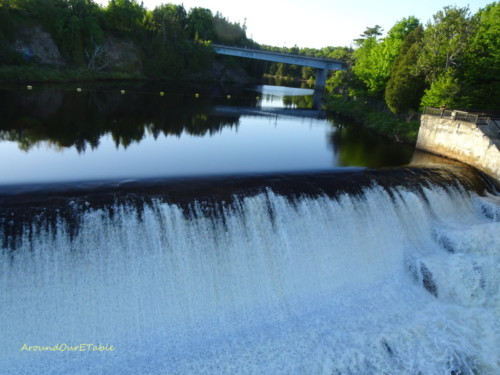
[195,93,200,98]
[27,85,32,90]
[226,95,231,99]
[160,92,165,96]
[120,90,125,95]
[76,88,82,92]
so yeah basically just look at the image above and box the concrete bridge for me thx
[213,44,346,90]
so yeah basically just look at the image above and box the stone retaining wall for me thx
[417,114,500,186]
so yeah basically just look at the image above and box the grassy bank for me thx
[325,95,420,143]
[0,64,242,85]
[0,65,147,83]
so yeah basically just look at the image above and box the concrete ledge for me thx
[417,114,500,186]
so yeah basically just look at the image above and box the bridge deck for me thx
[213,44,346,71]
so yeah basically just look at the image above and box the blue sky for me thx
[95,0,493,48]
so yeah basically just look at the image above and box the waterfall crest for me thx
[1,169,499,374]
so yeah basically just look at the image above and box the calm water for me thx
[0,83,413,186]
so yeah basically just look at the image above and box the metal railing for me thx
[423,107,481,123]
[423,107,500,138]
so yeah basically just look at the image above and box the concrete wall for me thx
[417,115,500,185]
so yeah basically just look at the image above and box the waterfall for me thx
[1,170,499,374]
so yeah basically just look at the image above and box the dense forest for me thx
[0,0,260,81]
[0,0,498,115]
[262,3,499,114]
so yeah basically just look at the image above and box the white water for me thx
[1,184,499,374]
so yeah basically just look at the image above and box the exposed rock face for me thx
[103,36,142,74]
[213,60,251,84]
[12,26,64,66]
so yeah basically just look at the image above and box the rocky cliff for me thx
[11,26,64,66]
[9,25,143,76]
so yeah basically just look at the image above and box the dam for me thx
[417,107,500,186]
[0,86,498,374]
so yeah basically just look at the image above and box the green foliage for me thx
[1,0,497,110]
[415,4,499,110]
[187,7,214,41]
[261,45,353,83]
[0,65,144,82]
[418,6,477,82]
[0,5,23,65]
[354,25,383,45]
[385,25,426,114]
[352,17,419,98]
[0,4,18,41]
[213,12,248,46]
[143,35,183,79]
[183,40,214,77]
[0,0,255,82]
[420,69,461,108]
[145,4,187,45]
[1,0,106,67]
[459,2,500,111]
[104,0,146,38]
[347,3,498,115]
[326,96,420,143]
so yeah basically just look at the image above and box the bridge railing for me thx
[212,44,345,66]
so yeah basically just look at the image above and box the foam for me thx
[1,184,498,374]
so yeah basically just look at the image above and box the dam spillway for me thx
[1,168,499,374]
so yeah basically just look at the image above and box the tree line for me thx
[351,3,498,114]
[0,0,257,79]
[266,3,498,114]
[0,0,498,113]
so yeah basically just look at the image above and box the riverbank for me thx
[0,65,147,83]
[0,60,256,85]
[325,96,420,143]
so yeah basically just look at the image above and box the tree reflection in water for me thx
[0,84,255,153]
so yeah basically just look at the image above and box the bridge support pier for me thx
[315,68,328,90]
[312,90,324,110]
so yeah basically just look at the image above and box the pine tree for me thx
[385,26,426,114]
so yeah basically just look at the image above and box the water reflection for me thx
[0,84,246,153]
[328,122,414,168]
[0,83,327,153]
[0,83,414,185]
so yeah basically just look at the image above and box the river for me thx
[0,83,498,374]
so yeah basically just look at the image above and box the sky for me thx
[95,0,493,48]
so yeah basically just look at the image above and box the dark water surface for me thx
[0,83,413,186]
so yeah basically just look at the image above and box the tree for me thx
[385,25,426,114]
[354,25,383,45]
[105,0,146,38]
[187,7,214,41]
[0,3,22,65]
[418,6,476,82]
[212,12,248,46]
[417,5,487,109]
[460,2,500,111]
[420,69,461,108]
[353,18,419,97]
[146,4,187,45]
